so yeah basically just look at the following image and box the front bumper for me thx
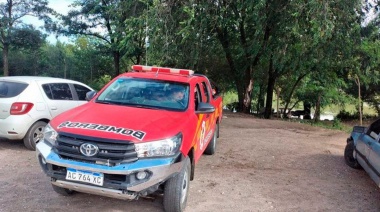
[36,140,185,199]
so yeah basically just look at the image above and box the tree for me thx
[55,0,147,76]
[8,25,45,76]
[0,0,51,76]
[179,0,267,113]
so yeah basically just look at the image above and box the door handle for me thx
[51,106,57,110]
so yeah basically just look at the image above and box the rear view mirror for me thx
[86,91,97,101]
[196,102,215,114]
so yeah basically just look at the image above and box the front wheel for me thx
[163,157,191,212]
[23,121,47,151]
[344,139,362,169]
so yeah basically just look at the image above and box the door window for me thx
[73,84,91,100]
[194,84,202,110]
[42,83,73,100]
[201,81,210,103]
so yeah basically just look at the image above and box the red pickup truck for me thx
[36,65,223,212]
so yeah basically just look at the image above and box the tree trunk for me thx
[313,94,321,122]
[3,44,9,76]
[256,83,265,114]
[276,87,280,118]
[63,57,67,79]
[355,76,362,126]
[264,57,276,119]
[113,51,120,76]
[243,79,253,113]
[282,74,307,118]
[33,51,38,76]
[303,102,311,119]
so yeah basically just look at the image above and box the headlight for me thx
[43,123,58,146]
[135,133,182,158]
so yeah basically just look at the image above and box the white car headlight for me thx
[43,123,58,146]
[135,133,182,158]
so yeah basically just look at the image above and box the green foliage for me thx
[88,74,112,91]
[332,118,344,130]
[0,0,52,76]
[0,0,375,122]
[12,26,46,50]
[223,91,239,107]
[54,0,148,76]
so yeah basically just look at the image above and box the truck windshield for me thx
[96,77,189,111]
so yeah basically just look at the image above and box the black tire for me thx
[163,157,191,212]
[23,121,47,151]
[204,124,218,155]
[51,184,75,196]
[344,139,362,169]
[216,121,220,138]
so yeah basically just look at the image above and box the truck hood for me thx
[50,102,189,143]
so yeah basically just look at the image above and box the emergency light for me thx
[132,65,194,76]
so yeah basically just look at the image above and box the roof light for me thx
[132,65,194,76]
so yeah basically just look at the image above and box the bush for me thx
[336,109,377,121]
[336,110,358,120]
[332,118,344,130]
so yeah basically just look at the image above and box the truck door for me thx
[365,119,380,185]
[194,81,213,161]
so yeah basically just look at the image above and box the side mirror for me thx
[196,102,215,114]
[86,90,97,101]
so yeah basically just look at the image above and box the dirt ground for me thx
[1,111,380,212]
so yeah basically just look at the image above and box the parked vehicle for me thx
[345,118,380,187]
[36,65,223,212]
[0,76,93,150]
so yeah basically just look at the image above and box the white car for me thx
[0,76,93,150]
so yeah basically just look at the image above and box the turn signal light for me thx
[10,102,34,115]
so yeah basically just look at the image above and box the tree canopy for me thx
[2,0,380,121]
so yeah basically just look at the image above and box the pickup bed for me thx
[36,65,223,212]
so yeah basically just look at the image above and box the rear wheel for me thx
[204,123,218,155]
[163,157,191,212]
[51,184,75,196]
[344,139,362,169]
[23,121,47,151]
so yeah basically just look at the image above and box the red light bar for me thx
[132,65,194,76]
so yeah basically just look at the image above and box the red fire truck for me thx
[36,65,223,212]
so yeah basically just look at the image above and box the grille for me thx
[53,132,138,165]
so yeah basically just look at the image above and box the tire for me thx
[204,124,218,155]
[51,184,75,196]
[216,121,220,138]
[23,121,47,151]
[344,139,362,169]
[163,157,191,212]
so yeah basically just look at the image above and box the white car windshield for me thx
[96,77,189,111]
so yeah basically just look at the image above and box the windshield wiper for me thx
[95,100,123,105]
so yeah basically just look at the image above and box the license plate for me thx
[66,168,104,186]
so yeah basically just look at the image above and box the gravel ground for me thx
[1,111,379,212]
